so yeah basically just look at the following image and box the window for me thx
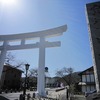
[90,74,95,82]
[86,75,90,82]
[82,75,86,82]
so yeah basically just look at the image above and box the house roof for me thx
[78,66,93,75]
[3,64,24,73]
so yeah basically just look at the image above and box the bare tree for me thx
[4,52,25,73]
[28,68,38,77]
[28,67,49,78]
[25,68,38,88]
[5,52,15,65]
[56,67,74,99]
[56,67,74,86]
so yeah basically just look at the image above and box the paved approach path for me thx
[0,88,64,100]
[0,88,86,100]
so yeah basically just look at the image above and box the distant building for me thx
[46,77,60,87]
[1,64,23,90]
[45,72,80,90]
[79,66,96,93]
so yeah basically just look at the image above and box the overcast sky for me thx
[0,0,99,77]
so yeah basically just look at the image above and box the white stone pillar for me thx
[37,37,46,96]
[0,41,7,88]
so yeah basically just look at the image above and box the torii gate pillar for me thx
[37,37,46,96]
[0,41,7,88]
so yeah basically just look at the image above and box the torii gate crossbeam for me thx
[0,25,67,97]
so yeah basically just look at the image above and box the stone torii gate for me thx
[0,25,67,96]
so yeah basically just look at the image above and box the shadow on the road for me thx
[0,96,9,100]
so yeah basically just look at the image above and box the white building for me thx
[79,66,96,93]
